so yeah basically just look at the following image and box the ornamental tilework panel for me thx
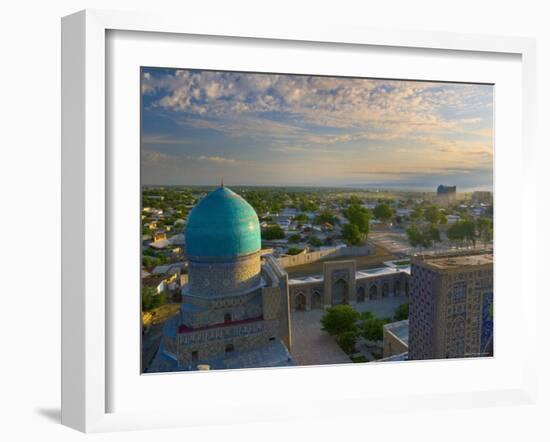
[262,287,281,321]
[408,264,436,360]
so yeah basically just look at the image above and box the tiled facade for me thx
[186,251,262,297]
[408,252,494,360]
[173,254,291,369]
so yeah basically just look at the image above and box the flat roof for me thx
[288,265,410,285]
[384,319,409,345]
[422,253,493,270]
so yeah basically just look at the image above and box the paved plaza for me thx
[289,294,409,366]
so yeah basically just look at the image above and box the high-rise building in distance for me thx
[436,184,456,205]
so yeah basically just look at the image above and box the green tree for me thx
[315,210,337,225]
[447,220,476,246]
[141,286,166,311]
[427,224,441,242]
[294,213,309,223]
[424,206,440,224]
[286,247,303,256]
[411,207,424,222]
[406,224,441,249]
[321,305,360,336]
[307,236,322,247]
[342,223,362,245]
[373,203,393,222]
[142,255,161,268]
[337,330,359,354]
[300,199,320,212]
[476,217,493,247]
[406,225,432,248]
[288,233,301,243]
[394,303,409,321]
[360,317,390,342]
[360,310,374,321]
[262,225,285,240]
[343,204,371,236]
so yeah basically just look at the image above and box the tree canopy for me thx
[360,316,390,342]
[307,236,323,247]
[321,305,360,336]
[373,203,393,222]
[476,217,493,246]
[315,210,337,225]
[337,330,359,354]
[262,225,285,240]
[447,220,476,246]
[343,203,371,235]
[406,224,441,249]
[394,303,409,321]
[288,233,301,243]
[294,213,309,222]
[342,223,363,245]
[286,247,303,256]
[142,286,166,311]
[424,205,446,225]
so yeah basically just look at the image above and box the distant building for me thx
[408,252,493,360]
[149,231,171,249]
[395,208,413,218]
[436,185,456,205]
[472,191,493,205]
[446,214,461,224]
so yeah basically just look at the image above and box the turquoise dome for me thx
[185,186,261,258]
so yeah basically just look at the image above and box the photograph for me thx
[140,67,494,373]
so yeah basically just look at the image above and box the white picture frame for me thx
[61,9,537,433]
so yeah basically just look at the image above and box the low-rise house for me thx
[151,262,186,276]
[150,231,171,249]
[169,233,185,246]
[446,214,461,224]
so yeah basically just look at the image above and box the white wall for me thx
[0,1,548,441]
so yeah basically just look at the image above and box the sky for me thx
[141,67,494,191]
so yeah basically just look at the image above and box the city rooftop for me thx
[420,253,493,270]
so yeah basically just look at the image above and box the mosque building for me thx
[148,185,411,372]
[149,185,293,372]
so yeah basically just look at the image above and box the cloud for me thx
[141,134,193,145]
[142,69,492,135]
[349,166,491,176]
[196,155,238,164]
[269,145,338,154]
[142,149,239,166]
[141,68,494,189]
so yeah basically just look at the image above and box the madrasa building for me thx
[149,185,294,372]
[288,261,410,312]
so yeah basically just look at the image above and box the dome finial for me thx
[221,177,224,188]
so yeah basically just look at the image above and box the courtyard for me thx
[289,294,408,366]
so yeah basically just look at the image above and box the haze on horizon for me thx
[141,68,494,192]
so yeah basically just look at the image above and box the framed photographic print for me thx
[139,67,494,374]
[61,9,537,432]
